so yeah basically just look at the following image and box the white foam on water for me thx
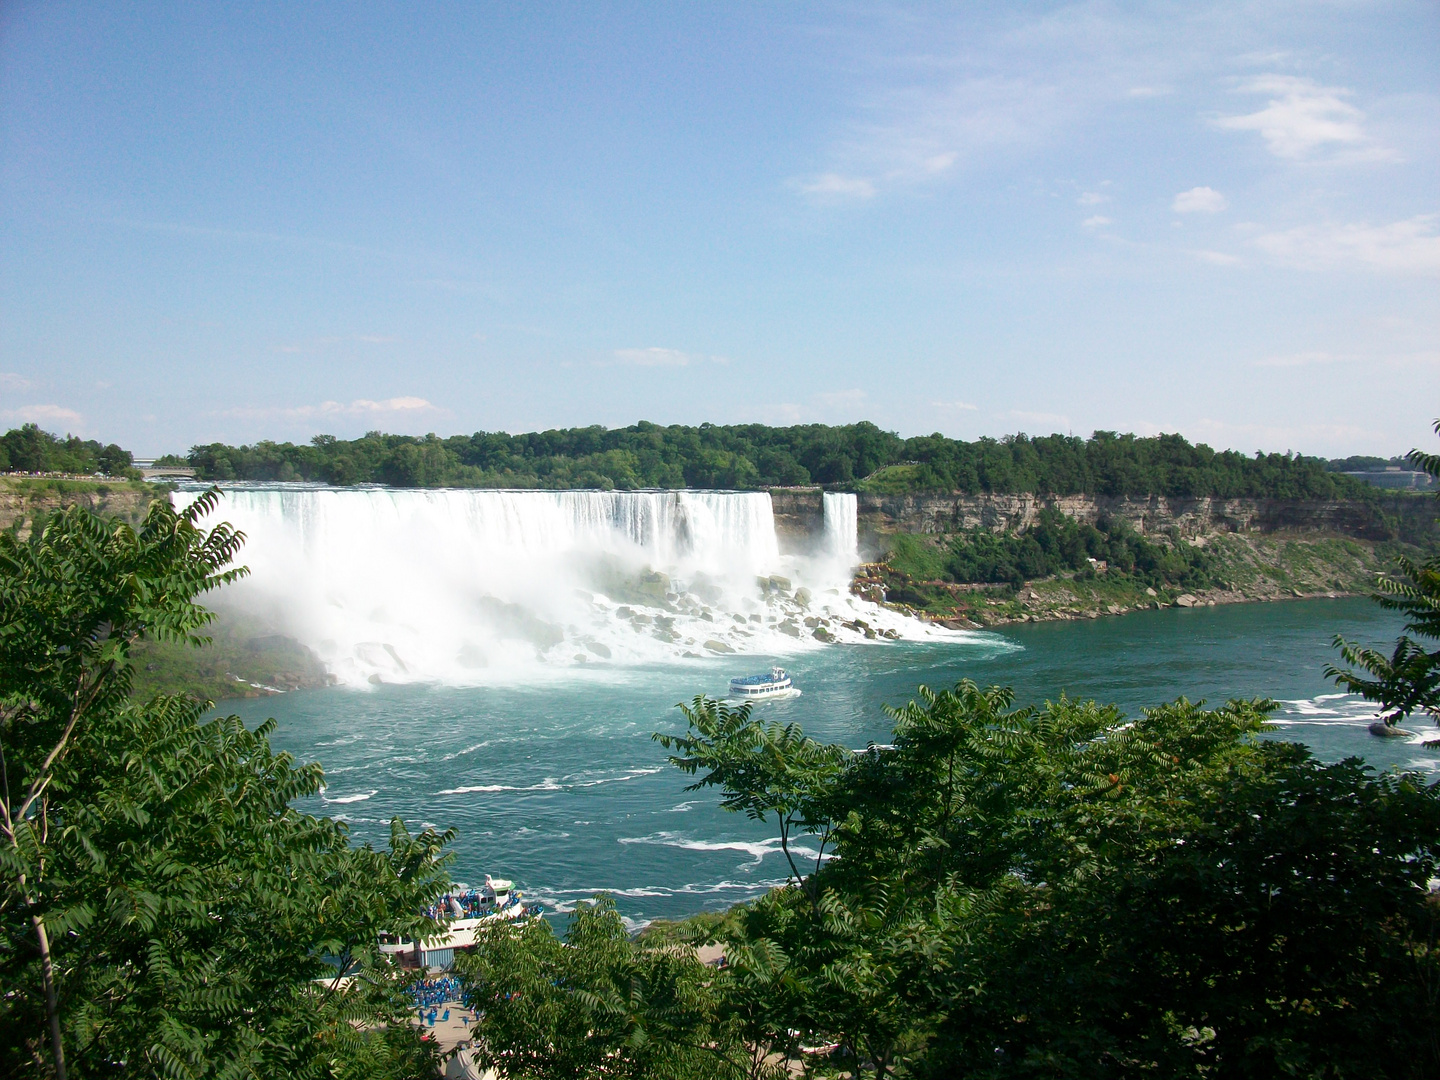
[175,485,980,687]
[321,790,377,804]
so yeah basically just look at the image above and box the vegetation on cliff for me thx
[0,424,137,478]
[173,423,1373,499]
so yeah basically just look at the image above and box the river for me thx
[220,596,1428,927]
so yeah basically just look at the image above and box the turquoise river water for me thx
[220,597,1428,927]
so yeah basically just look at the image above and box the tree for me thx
[455,896,758,1080]
[657,684,1440,1078]
[1329,418,1440,727]
[653,697,846,911]
[0,493,452,1078]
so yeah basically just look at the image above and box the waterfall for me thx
[822,492,859,563]
[173,485,942,687]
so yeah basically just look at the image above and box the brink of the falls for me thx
[173,486,961,687]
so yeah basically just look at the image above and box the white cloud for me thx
[1251,215,1440,273]
[222,397,439,420]
[1009,410,1070,431]
[1077,191,1108,206]
[816,389,866,407]
[932,400,979,411]
[1082,215,1113,228]
[794,173,877,200]
[1254,351,1344,369]
[1172,186,1227,213]
[1126,86,1171,99]
[0,373,33,391]
[2,404,83,426]
[1213,75,1375,159]
[1192,249,1242,266]
[612,347,694,367]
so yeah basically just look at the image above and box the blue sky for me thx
[2,1,1436,457]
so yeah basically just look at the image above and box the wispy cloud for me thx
[1191,249,1242,266]
[816,389,866,408]
[1212,75,1388,160]
[793,173,877,200]
[1173,186,1227,213]
[222,397,440,421]
[1077,191,1108,206]
[1009,409,1070,431]
[931,399,979,411]
[2,404,83,426]
[1082,215,1113,229]
[1251,215,1440,273]
[0,373,34,391]
[612,347,694,367]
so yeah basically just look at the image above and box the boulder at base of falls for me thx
[585,641,612,658]
[779,621,802,637]
[704,639,735,654]
[1369,721,1414,738]
[812,627,836,643]
[794,587,812,607]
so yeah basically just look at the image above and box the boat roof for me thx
[730,672,790,685]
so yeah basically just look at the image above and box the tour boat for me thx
[728,667,795,699]
[379,875,538,970]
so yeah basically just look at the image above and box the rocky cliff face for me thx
[770,488,1434,554]
[0,479,163,538]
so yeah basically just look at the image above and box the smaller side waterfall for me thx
[822,492,859,563]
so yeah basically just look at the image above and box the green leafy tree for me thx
[1329,419,1440,726]
[658,684,1440,1078]
[653,697,846,911]
[455,896,757,1080]
[0,493,452,1078]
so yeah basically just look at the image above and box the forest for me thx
[166,423,1373,499]
[0,424,136,477]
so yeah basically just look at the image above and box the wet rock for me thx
[779,621,802,637]
[768,575,792,593]
[733,614,747,624]
[812,627,836,643]
[1175,594,1198,608]
[794,587,812,607]
[804,616,823,628]
[585,641,612,659]
[1369,721,1414,738]
[701,612,714,622]
[749,614,762,623]
[615,606,634,619]
[704,639,735,654]
[631,613,653,625]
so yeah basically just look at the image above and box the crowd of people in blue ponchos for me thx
[409,975,464,1008]
[423,889,499,921]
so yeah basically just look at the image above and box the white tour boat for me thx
[728,667,796,699]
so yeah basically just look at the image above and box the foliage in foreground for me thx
[460,688,1440,1079]
[0,495,450,1078]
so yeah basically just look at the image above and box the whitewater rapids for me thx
[173,486,964,687]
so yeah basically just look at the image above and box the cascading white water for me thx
[822,492,859,563]
[174,486,957,686]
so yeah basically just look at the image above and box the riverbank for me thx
[856,530,1408,628]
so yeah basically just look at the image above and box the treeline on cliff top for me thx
[166,422,1372,499]
[0,423,137,477]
